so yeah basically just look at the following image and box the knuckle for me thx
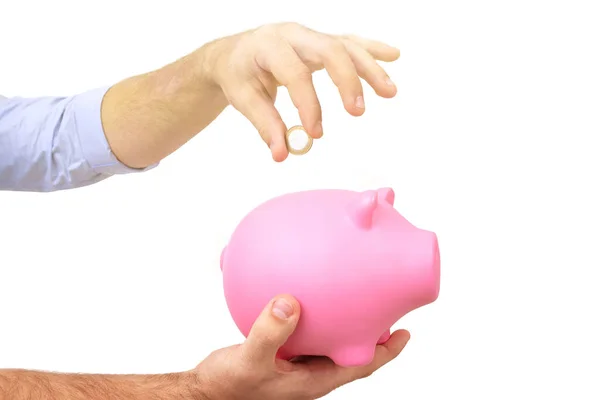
[279,21,303,32]
[343,34,360,43]
[255,23,277,34]
[325,38,347,55]
[277,60,311,86]
[253,25,283,47]
[339,37,353,48]
[293,65,312,81]
[258,22,301,38]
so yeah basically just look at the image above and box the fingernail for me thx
[385,77,395,86]
[272,298,293,320]
[355,96,365,109]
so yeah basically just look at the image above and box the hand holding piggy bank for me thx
[220,187,440,367]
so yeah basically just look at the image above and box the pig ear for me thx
[377,187,395,206]
[347,190,378,229]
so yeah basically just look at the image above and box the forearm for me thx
[0,369,203,400]
[101,45,229,169]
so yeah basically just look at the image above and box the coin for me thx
[285,125,313,155]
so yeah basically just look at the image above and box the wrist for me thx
[182,369,213,400]
[190,41,223,94]
[182,44,229,113]
[149,49,221,103]
[131,371,209,400]
[193,34,240,94]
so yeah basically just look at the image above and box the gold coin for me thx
[285,125,313,155]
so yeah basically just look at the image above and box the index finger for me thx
[258,42,323,139]
[229,87,289,162]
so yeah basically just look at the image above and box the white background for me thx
[1,0,599,398]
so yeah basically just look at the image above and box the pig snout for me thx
[409,230,441,306]
[428,232,441,303]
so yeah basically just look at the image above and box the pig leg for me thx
[329,345,376,367]
[377,329,391,345]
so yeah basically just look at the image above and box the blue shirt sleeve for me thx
[0,86,157,192]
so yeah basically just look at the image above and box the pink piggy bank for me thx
[220,187,440,367]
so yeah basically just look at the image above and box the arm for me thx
[1,23,398,191]
[100,23,399,166]
[100,50,229,169]
[0,89,154,192]
[0,51,226,192]
[0,296,409,400]
[0,49,222,192]
[0,369,200,400]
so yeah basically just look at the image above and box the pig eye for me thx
[285,125,313,155]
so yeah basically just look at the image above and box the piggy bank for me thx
[220,187,440,367]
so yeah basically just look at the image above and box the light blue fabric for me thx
[0,86,155,192]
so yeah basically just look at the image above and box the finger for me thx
[320,37,365,116]
[258,42,323,139]
[295,330,410,396]
[229,86,289,162]
[342,39,397,98]
[242,294,301,366]
[363,329,410,372]
[333,329,411,385]
[292,34,364,116]
[344,35,401,62]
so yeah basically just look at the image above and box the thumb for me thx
[242,294,300,366]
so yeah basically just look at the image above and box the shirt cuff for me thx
[72,86,158,175]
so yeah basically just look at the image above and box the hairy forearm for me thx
[100,44,229,169]
[0,369,202,400]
